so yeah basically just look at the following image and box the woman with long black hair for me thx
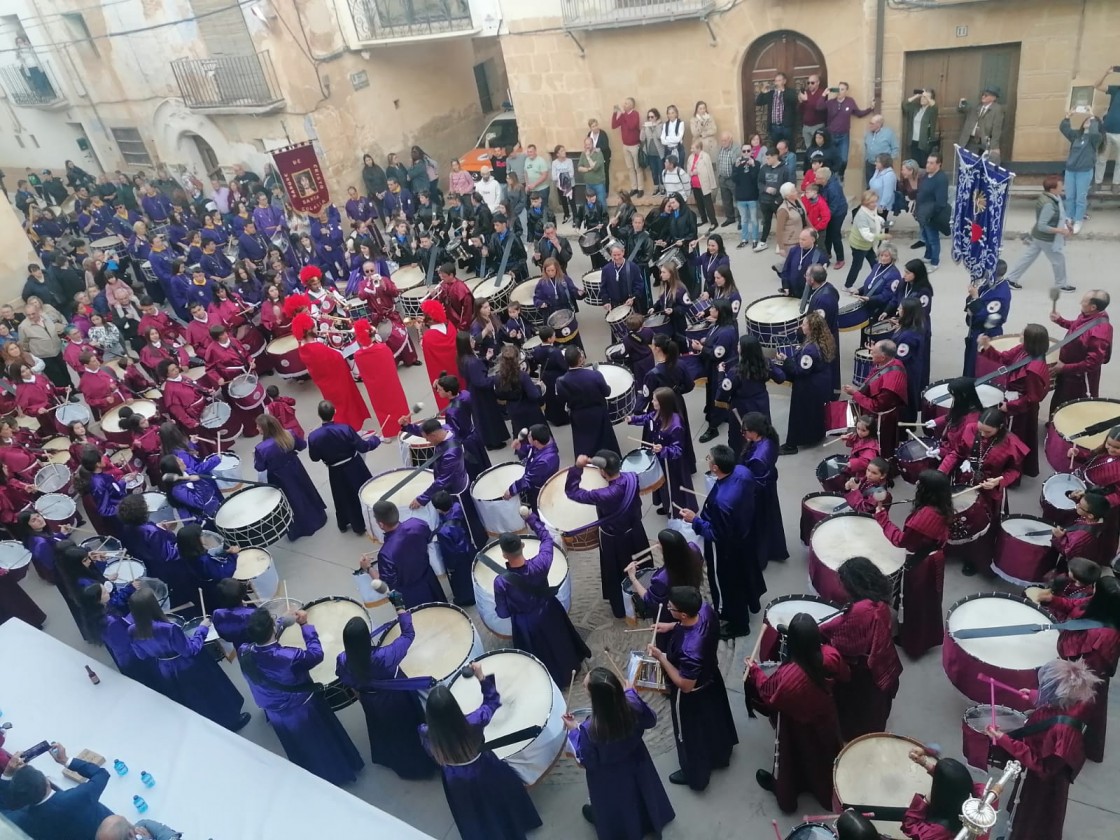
[740,411,788,568]
[74,445,128,536]
[691,298,738,444]
[622,527,703,623]
[892,297,928,419]
[627,387,691,516]
[175,524,237,609]
[492,345,546,434]
[643,334,696,476]
[723,335,774,454]
[456,330,509,450]
[902,752,981,839]
[160,454,223,529]
[924,377,983,459]
[79,582,152,683]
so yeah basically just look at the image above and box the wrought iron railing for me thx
[0,60,64,106]
[171,51,283,111]
[562,0,714,29]
[350,0,475,41]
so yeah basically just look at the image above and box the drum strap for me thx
[484,725,543,752]
[859,363,905,394]
[1008,714,1086,740]
[837,804,909,822]
[475,551,561,598]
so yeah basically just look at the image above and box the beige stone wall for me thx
[0,194,42,304]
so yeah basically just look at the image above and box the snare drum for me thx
[578,228,605,256]
[948,486,991,546]
[642,314,671,338]
[921,379,1004,421]
[836,288,868,331]
[655,247,684,271]
[809,513,905,604]
[35,493,77,525]
[101,399,159,444]
[621,566,655,620]
[34,463,71,495]
[815,455,849,493]
[580,269,603,305]
[511,279,543,326]
[833,733,932,838]
[279,596,370,710]
[56,402,92,428]
[538,468,604,550]
[142,492,174,524]
[961,704,1028,770]
[860,319,895,349]
[824,400,856,436]
[123,472,146,492]
[232,547,280,600]
[851,348,873,387]
[785,824,837,840]
[199,401,237,438]
[470,463,528,536]
[1046,398,1120,470]
[799,492,847,544]
[605,304,632,341]
[346,297,370,321]
[621,448,664,495]
[104,558,145,589]
[398,286,432,319]
[943,592,1057,710]
[759,594,840,662]
[1039,472,1085,525]
[448,648,566,784]
[894,437,937,485]
[265,338,309,380]
[214,486,294,547]
[212,453,243,493]
[397,432,435,468]
[183,615,221,644]
[473,538,572,637]
[626,650,667,694]
[80,535,125,563]
[227,373,265,410]
[600,364,636,423]
[598,236,623,261]
[745,295,802,351]
[0,542,31,580]
[359,468,438,548]
[995,515,1058,586]
[604,343,627,365]
[546,309,579,344]
[379,602,483,690]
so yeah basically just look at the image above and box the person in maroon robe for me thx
[874,469,951,658]
[745,612,850,812]
[986,658,1098,840]
[202,324,257,438]
[76,353,125,418]
[434,263,475,333]
[902,750,991,840]
[1068,426,1120,561]
[977,323,1051,477]
[819,556,902,739]
[353,318,409,439]
[842,338,908,460]
[1051,492,1109,568]
[419,299,462,412]
[291,312,371,431]
[1048,289,1111,413]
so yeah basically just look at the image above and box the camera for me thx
[913,89,924,95]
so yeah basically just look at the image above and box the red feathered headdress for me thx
[353,318,374,348]
[420,299,446,323]
[282,292,311,320]
[299,265,322,284]
[291,312,316,341]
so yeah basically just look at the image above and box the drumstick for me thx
[822,435,847,446]
[990,675,997,728]
[565,670,578,709]
[1069,449,1076,472]
[771,821,783,840]
[198,587,207,618]
[601,648,627,682]
[649,604,663,650]
[631,546,655,562]
[678,487,706,499]
[627,436,656,448]
[157,517,194,527]
[896,422,927,427]
[980,673,1026,697]
[905,428,928,446]
[192,437,217,446]
[747,626,765,665]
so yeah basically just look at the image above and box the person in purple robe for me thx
[420,663,543,840]
[506,424,560,512]
[646,586,738,790]
[79,582,154,684]
[160,454,222,529]
[643,335,697,475]
[239,607,363,786]
[430,375,491,482]
[117,495,202,618]
[623,528,704,628]
[803,265,842,396]
[127,589,250,731]
[739,412,789,567]
[556,347,621,458]
[406,417,487,548]
[175,524,236,609]
[526,328,570,427]
[308,400,378,536]
[565,452,649,618]
[773,313,835,453]
[563,667,675,838]
[627,387,691,516]
[337,603,438,780]
[211,578,257,650]
[493,346,548,434]
[75,448,128,536]
[432,491,476,606]
[456,332,509,451]
[253,414,327,541]
[493,510,590,686]
[690,299,738,442]
[723,335,778,455]
[368,500,446,608]
[681,445,766,639]
[892,298,928,422]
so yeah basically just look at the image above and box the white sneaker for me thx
[753,242,768,252]
[1072,221,1083,234]
[927,264,939,273]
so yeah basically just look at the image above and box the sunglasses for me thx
[363,270,377,275]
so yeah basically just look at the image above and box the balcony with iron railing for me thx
[171,50,284,115]
[561,0,715,30]
[0,58,66,108]
[348,0,479,43]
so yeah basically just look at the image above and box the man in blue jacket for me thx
[8,742,112,840]
[914,152,949,272]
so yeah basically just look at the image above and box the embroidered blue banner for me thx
[951,145,1014,281]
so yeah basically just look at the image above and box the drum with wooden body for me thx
[379,602,483,692]
[472,537,572,637]
[605,303,632,341]
[799,492,847,544]
[1039,472,1085,526]
[621,448,664,495]
[600,363,636,424]
[34,463,71,496]
[1045,398,1120,471]
[833,733,933,839]
[948,486,991,546]
[745,295,802,353]
[359,470,440,574]
[397,432,435,468]
[808,513,905,604]
[921,379,1004,421]
[510,278,543,326]
[101,399,159,444]
[851,348,873,388]
[759,594,840,662]
[943,592,1057,711]
[470,463,527,536]
[212,453,243,493]
[398,286,432,319]
[815,455,848,493]
[836,288,868,331]
[448,648,566,784]
[538,467,604,550]
[894,437,937,485]
[227,373,265,410]
[546,308,579,345]
[56,402,92,429]
[231,547,279,600]
[580,269,603,305]
[976,334,1059,386]
[392,264,425,293]
[995,515,1058,587]
[142,492,174,524]
[961,704,1028,770]
[35,493,77,526]
[279,596,370,710]
[214,486,294,548]
[470,273,514,311]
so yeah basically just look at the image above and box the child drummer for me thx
[843,456,892,514]
[1051,492,1111,568]
[839,414,879,479]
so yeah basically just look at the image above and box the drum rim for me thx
[537,467,603,533]
[744,293,803,321]
[302,594,371,628]
[763,593,838,612]
[233,546,272,579]
[785,824,838,840]
[945,590,1054,624]
[471,463,526,502]
[447,646,557,736]
[376,601,473,670]
[1052,396,1120,440]
[801,491,847,510]
[832,730,931,789]
[214,484,286,528]
[923,377,1004,399]
[962,702,1028,726]
[0,541,31,569]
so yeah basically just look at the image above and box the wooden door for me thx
[903,44,1021,162]
[741,31,827,151]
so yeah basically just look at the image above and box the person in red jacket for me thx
[264,385,304,438]
[1049,289,1111,412]
[352,318,408,439]
[61,325,98,374]
[435,263,474,333]
[1067,424,1120,561]
[185,302,220,351]
[977,323,1051,477]
[842,456,892,514]
[10,362,67,435]
[420,299,462,411]
[843,338,908,458]
[203,324,257,438]
[800,180,831,234]
[77,352,125,418]
[158,359,219,451]
[138,297,182,344]
[839,414,879,478]
[292,312,371,431]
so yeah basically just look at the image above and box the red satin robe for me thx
[185,316,219,351]
[1051,311,1112,412]
[298,341,371,431]
[843,478,891,514]
[876,504,949,658]
[979,344,1050,477]
[265,396,305,438]
[78,367,124,415]
[939,424,1028,518]
[1073,450,1120,559]
[15,376,65,435]
[930,410,980,455]
[162,376,208,431]
[1058,626,1120,763]
[354,343,409,438]
[850,362,908,459]
[62,340,99,373]
[138,311,182,344]
[421,323,462,411]
[842,435,879,477]
[140,342,192,379]
[1052,517,1106,567]
[437,279,475,332]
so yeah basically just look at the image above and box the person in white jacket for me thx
[476,166,503,214]
[685,141,718,229]
[661,156,690,198]
[659,105,686,172]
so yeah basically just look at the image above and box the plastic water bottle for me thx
[113,759,128,776]
[140,771,155,788]
[132,795,148,813]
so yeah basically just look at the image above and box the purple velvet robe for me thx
[167,476,223,528]
[444,391,491,481]
[458,355,510,449]
[378,519,447,608]
[556,366,620,458]
[120,522,202,617]
[627,411,692,514]
[510,439,560,511]
[308,422,377,535]
[434,502,476,606]
[253,436,327,541]
[409,433,486,548]
[740,437,789,566]
[212,605,257,650]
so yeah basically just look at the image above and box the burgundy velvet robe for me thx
[876,505,949,658]
[819,599,902,738]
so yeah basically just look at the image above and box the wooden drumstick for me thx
[679,486,706,499]
[905,429,930,447]
[627,436,656,448]
[822,434,847,446]
[950,478,1000,500]
[283,580,290,604]
[747,626,765,664]
[1069,449,1077,472]
[649,604,663,649]
[631,546,655,562]
[602,648,627,682]
[565,669,578,708]
[198,587,207,618]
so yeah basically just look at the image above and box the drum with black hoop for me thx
[745,295,802,353]
[378,602,483,690]
[785,824,837,840]
[469,274,514,311]
[470,463,527,536]
[473,538,572,637]
[921,379,1004,421]
[759,594,840,662]
[345,298,370,321]
[398,286,432,319]
[859,319,895,349]
[815,455,849,493]
[621,448,664,495]
[1045,398,1120,471]
[578,228,606,256]
[227,373,265,410]
[35,493,77,526]
[397,432,435,469]
[232,546,280,600]
[605,304,633,341]
[392,264,425,293]
[279,596,371,710]
[642,313,672,338]
[961,704,1028,770]
[538,467,604,551]
[101,399,159,445]
[994,514,1058,587]
[621,566,655,621]
[836,287,868,331]
[894,437,937,485]
[214,486,294,548]
[655,247,685,271]
[511,278,543,326]
[56,402,92,429]
[851,348,873,388]
[546,308,579,344]
[1039,472,1085,526]
[604,342,627,365]
[832,733,932,838]
[265,335,306,379]
[448,649,566,784]
[580,269,603,305]
[600,364,636,423]
[799,492,848,544]
[809,512,905,604]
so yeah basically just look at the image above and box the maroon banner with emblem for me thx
[272,142,329,213]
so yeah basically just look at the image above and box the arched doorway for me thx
[190,135,221,179]
[741,31,827,151]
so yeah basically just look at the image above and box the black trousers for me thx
[691,188,717,226]
[760,202,778,242]
[42,353,71,388]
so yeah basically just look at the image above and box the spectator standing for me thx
[902,88,939,167]
[733,143,761,249]
[523,144,551,208]
[755,149,785,252]
[798,74,829,150]
[957,87,1005,165]
[826,82,874,177]
[1094,66,1120,191]
[641,108,665,196]
[691,101,718,154]
[868,153,898,225]
[587,118,612,193]
[755,73,798,146]
[1060,112,1103,233]
[578,137,608,206]
[447,159,475,200]
[816,167,848,269]
[686,141,718,231]
[914,153,949,272]
[18,299,68,387]
[775,139,797,187]
[659,105,687,173]
[550,146,575,223]
[846,190,892,289]
[1003,175,1075,292]
[715,133,738,228]
[612,98,642,197]
[862,115,899,187]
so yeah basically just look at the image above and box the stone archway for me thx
[741,30,828,152]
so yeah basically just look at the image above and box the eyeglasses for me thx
[363,270,377,275]
[808,81,818,86]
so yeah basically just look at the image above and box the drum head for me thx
[471,463,526,501]
[42,436,70,453]
[142,492,170,515]
[854,348,873,361]
[621,449,655,473]
[745,295,801,323]
[598,364,634,399]
[963,703,1027,733]
[523,335,542,351]
[36,493,76,520]
[105,559,146,584]
[1001,515,1053,546]
[546,309,574,329]
[56,403,91,426]
[811,514,905,575]
[268,335,299,354]
[379,603,476,681]
[0,541,31,570]
[816,456,847,480]
[833,733,932,835]
[474,537,569,592]
[216,486,285,529]
[786,826,837,840]
[360,469,434,508]
[896,438,933,459]
[538,469,605,533]
[511,280,538,306]
[802,493,845,513]
[228,374,258,398]
[605,304,632,324]
[1053,399,1120,451]
[765,595,838,629]
[233,548,271,580]
[951,487,983,513]
[1042,473,1083,509]
[280,596,370,686]
[200,401,232,428]
[393,265,424,291]
[947,595,1058,669]
[34,464,71,493]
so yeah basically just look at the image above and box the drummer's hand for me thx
[1069,490,1085,501]
[841,384,856,395]
[664,307,673,315]
[908,746,928,764]
[60,524,73,535]
[1034,589,1054,603]
[689,340,700,352]
[1052,526,1066,539]
[624,297,634,308]
[646,644,664,662]
[775,352,786,362]
[576,455,590,468]
[981,477,1001,491]
[624,561,638,577]
[1019,687,1035,702]
[470,662,485,679]
[228,545,241,554]
[562,713,579,732]
[359,555,372,572]
[188,474,200,482]
[985,725,1004,743]
[105,571,118,581]
[968,284,980,300]
[653,621,677,634]
[190,435,200,443]
[408,498,421,510]
[655,240,665,247]
[679,508,696,523]
[603,302,612,312]
[200,617,212,628]
[874,505,887,517]
[1049,311,1061,324]
[844,478,858,491]
[156,520,174,531]
[924,420,937,430]
[977,334,990,348]
[1051,360,1064,373]
[294,610,309,626]
[397,415,411,427]
[502,490,512,501]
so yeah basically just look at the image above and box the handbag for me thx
[638,148,648,169]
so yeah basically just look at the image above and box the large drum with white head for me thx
[448,649,566,785]
[832,733,932,838]
[921,379,1004,421]
[799,492,847,544]
[377,602,483,692]
[744,295,802,352]
[1045,397,1120,471]
[808,512,905,604]
[758,594,840,662]
[472,537,572,638]
[994,515,1058,587]
[212,453,243,493]
[600,363,636,423]
[279,595,370,710]
[510,279,543,326]
[392,264,425,292]
[266,335,307,379]
[470,463,527,536]
[537,467,605,551]
[214,486,294,548]
[231,547,279,600]
[101,399,159,444]
[359,468,437,542]
[976,334,1059,386]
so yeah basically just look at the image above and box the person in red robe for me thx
[435,263,475,332]
[77,353,126,418]
[10,364,67,435]
[1051,491,1109,568]
[292,312,371,431]
[158,359,224,455]
[842,338,908,460]
[977,323,1051,477]
[356,265,419,366]
[264,386,305,438]
[745,612,850,813]
[1068,426,1120,562]
[138,298,183,344]
[902,750,994,840]
[842,456,891,514]
[61,326,99,374]
[874,469,951,658]
[986,658,1097,840]
[819,556,903,739]
[420,299,463,412]
[1048,289,1112,412]
[352,318,409,438]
